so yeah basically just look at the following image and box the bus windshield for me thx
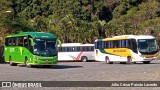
[33,38,57,56]
[138,39,158,54]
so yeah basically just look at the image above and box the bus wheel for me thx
[127,56,132,64]
[105,57,113,64]
[9,57,17,66]
[81,56,88,62]
[25,57,32,68]
[143,61,150,64]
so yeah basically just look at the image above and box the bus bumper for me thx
[32,60,58,65]
[143,57,157,61]
[29,56,58,65]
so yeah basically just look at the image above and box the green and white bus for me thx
[4,32,58,67]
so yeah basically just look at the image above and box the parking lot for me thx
[1,60,160,81]
[1,60,160,90]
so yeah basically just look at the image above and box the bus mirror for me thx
[29,38,34,46]
[57,39,62,47]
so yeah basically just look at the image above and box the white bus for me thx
[58,43,95,62]
[94,35,159,64]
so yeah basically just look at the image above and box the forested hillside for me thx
[0,0,160,45]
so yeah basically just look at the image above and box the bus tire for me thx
[105,57,113,64]
[81,56,88,62]
[143,61,150,64]
[25,57,32,68]
[127,56,132,64]
[9,56,17,66]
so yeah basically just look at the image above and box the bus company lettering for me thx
[113,49,126,52]
[12,82,42,87]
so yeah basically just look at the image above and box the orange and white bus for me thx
[94,35,159,64]
[58,43,94,62]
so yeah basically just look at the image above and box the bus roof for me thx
[95,35,155,42]
[6,32,56,38]
[113,35,155,39]
[60,43,94,47]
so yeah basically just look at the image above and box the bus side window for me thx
[81,46,85,51]
[91,46,94,51]
[96,42,99,49]
[125,40,129,48]
[28,39,33,51]
[113,40,118,48]
[24,39,28,47]
[76,47,80,52]
[94,42,98,49]
[95,42,102,49]
[98,42,102,49]
[58,47,62,52]
[109,41,113,48]
[73,47,76,52]
[126,39,132,48]
[86,46,89,51]
[131,39,138,53]
[119,40,125,48]
[108,41,111,48]
[28,39,32,47]
[121,40,126,48]
[64,47,68,52]
[67,47,69,52]
[80,47,83,51]
[62,47,65,52]
[104,41,109,48]
[18,37,23,46]
[12,38,16,46]
[24,38,32,51]
[70,47,73,52]
[15,37,18,46]
[102,42,104,48]
[7,39,11,46]
[88,46,90,51]
[5,38,10,46]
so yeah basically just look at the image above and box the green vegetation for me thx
[1,0,160,44]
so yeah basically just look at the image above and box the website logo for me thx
[2,82,11,87]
